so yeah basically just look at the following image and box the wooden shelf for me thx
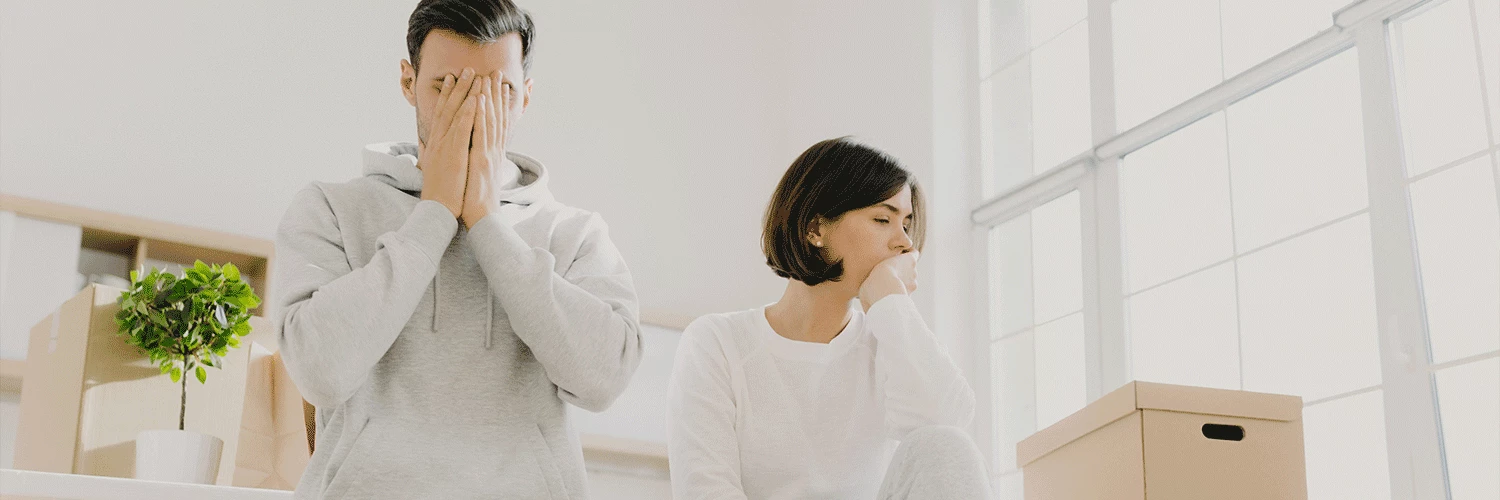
[0,359,24,393]
[0,194,275,317]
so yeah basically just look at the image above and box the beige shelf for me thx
[0,194,275,317]
[0,359,24,393]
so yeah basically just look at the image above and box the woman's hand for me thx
[859,251,919,311]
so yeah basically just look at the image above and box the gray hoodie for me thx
[274,142,643,499]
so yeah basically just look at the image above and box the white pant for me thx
[877,425,993,500]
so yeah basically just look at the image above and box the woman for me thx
[667,138,990,499]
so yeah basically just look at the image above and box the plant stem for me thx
[179,352,187,431]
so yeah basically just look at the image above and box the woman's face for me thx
[814,185,915,287]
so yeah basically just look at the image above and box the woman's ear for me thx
[806,217,828,248]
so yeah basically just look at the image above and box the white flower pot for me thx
[134,429,224,484]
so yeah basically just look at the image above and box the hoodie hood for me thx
[361,141,555,207]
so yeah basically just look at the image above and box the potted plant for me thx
[114,260,261,484]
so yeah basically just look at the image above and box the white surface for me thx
[134,430,224,485]
[1,391,18,470]
[0,469,292,500]
[585,468,672,500]
[1029,192,1083,324]
[0,212,83,360]
[570,324,680,444]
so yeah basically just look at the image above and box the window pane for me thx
[1227,49,1368,250]
[1436,358,1500,500]
[990,215,1034,337]
[1303,391,1392,500]
[1031,21,1092,172]
[1239,215,1381,402]
[1220,0,1349,77]
[1128,263,1241,391]
[1032,191,1083,323]
[991,332,1036,472]
[1393,0,1491,175]
[984,60,1034,197]
[1409,156,1500,364]
[987,0,1029,76]
[1112,0,1222,131]
[1119,113,1236,291]
[1476,0,1500,145]
[995,470,1024,500]
[1027,0,1086,48]
[1034,312,1086,429]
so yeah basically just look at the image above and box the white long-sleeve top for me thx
[666,294,976,499]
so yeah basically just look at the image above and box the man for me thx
[274,1,643,497]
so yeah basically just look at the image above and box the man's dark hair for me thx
[407,0,535,73]
[762,137,926,286]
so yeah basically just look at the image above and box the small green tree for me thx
[114,260,261,431]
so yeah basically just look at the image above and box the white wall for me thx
[0,0,958,324]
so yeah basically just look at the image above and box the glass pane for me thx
[1475,0,1500,144]
[1436,358,1500,500]
[985,60,1035,197]
[1220,0,1349,77]
[1119,113,1236,291]
[1238,215,1381,402]
[990,215,1034,337]
[1032,191,1083,323]
[987,0,1029,76]
[1030,21,1092,173]
[1409,156,1500,364]
[991,332,1036,472]
[1127,263,1241,391]
[1034,312,1086,429]
[1111,0,1222,131]
[1393,0,1491,175]
[1303,391,1392,500]
[1027,0,1086,48]
[1227,49,1368,250]
[995,470,1024,500]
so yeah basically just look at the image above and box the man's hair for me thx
[407,0,535,73]
[762,137,926,286]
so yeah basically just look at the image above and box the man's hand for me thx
[419,67,482,219]
[460,70,509,229]
[858,251,920,312]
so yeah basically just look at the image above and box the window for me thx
[987,191,1084,490]
[980,1,1091,198]
[976,0,1495,498]
[1393,1,1500,498]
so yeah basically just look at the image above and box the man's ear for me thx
[400,59,418,107]
[521,77,534,113]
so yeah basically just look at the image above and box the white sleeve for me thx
[866,294,977,440]
[666,318,750,500]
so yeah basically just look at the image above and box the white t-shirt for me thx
[667,294,976,499]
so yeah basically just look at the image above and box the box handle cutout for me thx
[1202,423,1245,441]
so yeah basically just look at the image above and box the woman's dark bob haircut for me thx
[762,137,926,286]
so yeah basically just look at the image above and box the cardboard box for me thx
[12,284,276,486]
[1017,381,1307,500]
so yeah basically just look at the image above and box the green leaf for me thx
[130,269,140,283]
[159,362,172,375]
[195,365,206,384]
[194,260,210,274]
[222,263,240,282]
[169,367,181,383]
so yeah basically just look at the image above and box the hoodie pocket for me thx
[322,417,561,499]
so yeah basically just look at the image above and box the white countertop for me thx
[0,469,293,500]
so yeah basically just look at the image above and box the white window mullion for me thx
[1085,0,1127,398]
[1351,20,1449,500]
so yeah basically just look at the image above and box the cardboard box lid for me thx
[1016,381,1303,467]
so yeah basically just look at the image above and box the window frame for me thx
[970,0,1483,497]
